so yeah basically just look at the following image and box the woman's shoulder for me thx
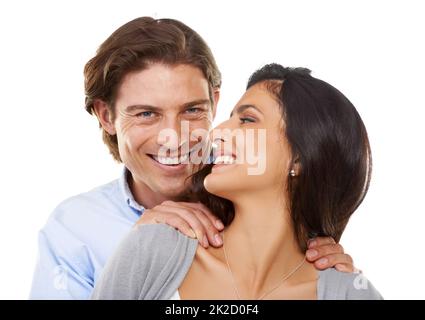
[118,223,199,277]
[318,268,383,300]
[91,223,198,299]
[131,223,198,255]
[111,223,198,267]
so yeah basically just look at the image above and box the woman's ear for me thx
[290,156,302,176]
[93,99,116,135]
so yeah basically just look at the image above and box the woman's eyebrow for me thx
[230,104,263,117]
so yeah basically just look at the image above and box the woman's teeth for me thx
[213,155,235,165]
[152,153,189,165]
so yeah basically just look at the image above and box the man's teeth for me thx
[152,153,189,165]
[214,155,235,165]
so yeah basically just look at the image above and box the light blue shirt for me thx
[29,168,145,299]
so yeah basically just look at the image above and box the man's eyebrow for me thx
[124,99,211,113]
[230,104,263,117]
[125,105,162,113]
[180,99,211,109]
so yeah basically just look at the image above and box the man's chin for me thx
[154,188,189,202]
[153,179,191,200]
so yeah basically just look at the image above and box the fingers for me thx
[158,203,208,247]
[161,202,223,248]
[307,236,336,248]
[335,263,355,273]
[135,201,223,248]
[176,202,224,230]
[308,252,354,271]
[306,239,354,272]
[306,243,345,262]
[137,209,197,240]
[160,213,198,240]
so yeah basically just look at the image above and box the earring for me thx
[290,169,296,177]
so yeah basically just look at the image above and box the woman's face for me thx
[204,82,294,201]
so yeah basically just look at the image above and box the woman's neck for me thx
[222,191,306,297]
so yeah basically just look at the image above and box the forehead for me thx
[116,63,210,108]
[236,83,281,115]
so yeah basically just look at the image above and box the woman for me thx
[91,64,382,300]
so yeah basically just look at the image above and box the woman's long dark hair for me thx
[186,64,372,251]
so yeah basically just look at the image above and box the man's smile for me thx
[148,153,190,166]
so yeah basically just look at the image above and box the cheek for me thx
[191,113,213,131]
[117,122,155,155]
[263,133,291,180]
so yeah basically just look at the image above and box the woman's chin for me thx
[203,171,238,200]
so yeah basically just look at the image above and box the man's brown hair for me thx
[84,17,222,161]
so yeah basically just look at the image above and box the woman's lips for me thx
[211,153,237,172]
[213,155,235,165]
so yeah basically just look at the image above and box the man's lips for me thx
[147,152,190,166]
[147,142,210,166]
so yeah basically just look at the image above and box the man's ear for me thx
[92,99,116,135]
[211,88,220,120]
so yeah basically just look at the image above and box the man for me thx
[30,17,354,299]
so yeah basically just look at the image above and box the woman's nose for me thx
[211,118,234,139]
[211,126,228,146]
[210,119,235,150]
[214,117,234,131]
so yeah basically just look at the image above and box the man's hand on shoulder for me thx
[135,201,224,248]
[306,237,357,273]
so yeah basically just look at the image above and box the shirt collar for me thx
[118,167,146,215]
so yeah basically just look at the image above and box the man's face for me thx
[113,63,215,202]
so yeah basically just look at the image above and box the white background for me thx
[0,0,424,299]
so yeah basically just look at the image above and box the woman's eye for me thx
[240,117,255,124]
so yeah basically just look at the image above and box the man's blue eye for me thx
[186,107,200,114]
[138,111,154,118]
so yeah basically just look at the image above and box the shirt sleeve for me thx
[344,272,384,300]
[29,215,97,300]
[91,224,197,300]
[318,268,383,300]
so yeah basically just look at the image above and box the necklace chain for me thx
[222,230,306,300]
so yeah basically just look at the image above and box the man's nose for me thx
[157,117,188,152]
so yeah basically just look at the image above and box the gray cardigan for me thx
[91,224,383,300]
